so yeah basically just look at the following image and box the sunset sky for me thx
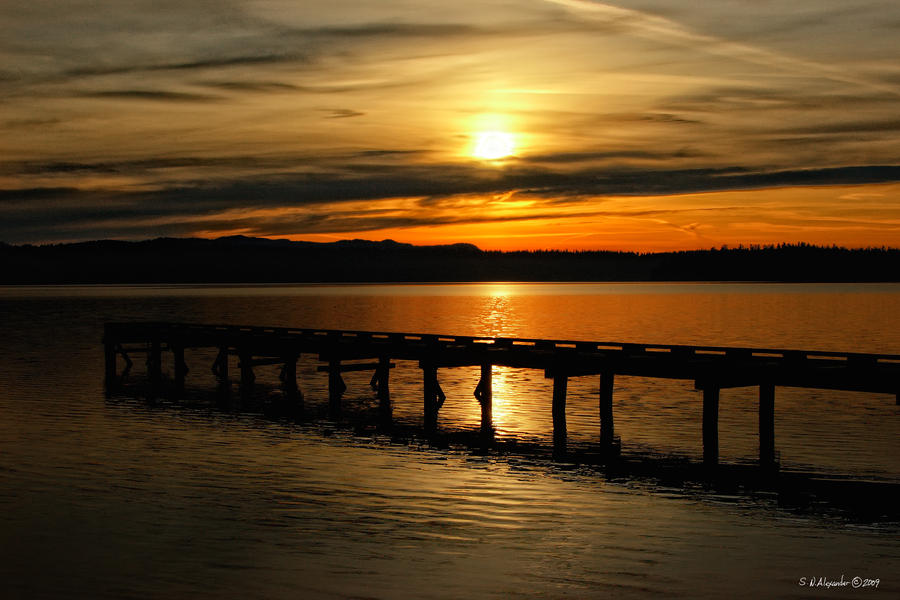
[2,0,899,250]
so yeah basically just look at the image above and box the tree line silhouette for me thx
[1,236,898,283]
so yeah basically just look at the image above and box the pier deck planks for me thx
[103,321,900,467]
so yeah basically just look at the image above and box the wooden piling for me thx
[148,338,162,386]
[282,355,296,390]
[173,345,187,395]
[552,374,568,458]
[759,383,775,468]
[282,354,302,409]
[479,363,493,441]
[212,347,229,381]
[480,364,494,436]
[104,341,117,385]
[423,364,439,434]
[238,350,255,394]
[376,356,391,424]
[119,346,133,376]
[702,386,720,467]
[599,372,615,448]
[214,354,231,407]
[328,359,344,419]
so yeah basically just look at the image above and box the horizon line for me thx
[3,235,900,254]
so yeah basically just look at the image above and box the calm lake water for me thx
[1,282,898,598]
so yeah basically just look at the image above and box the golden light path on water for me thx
[475,286,522,434]
[1,283,899,598]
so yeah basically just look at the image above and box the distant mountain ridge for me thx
[1,236,898,283]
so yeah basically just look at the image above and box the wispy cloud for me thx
[81,90,223,102]
[544,0,900,96]
[321,108,365,119]
[65,54,311,79]
[3,163,898,223]
[1,0,898,249]
[5,161,900,204]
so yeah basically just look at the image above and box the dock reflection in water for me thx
[1,282,899,599]
[103,319,900,472]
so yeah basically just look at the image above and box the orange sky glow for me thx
[1,0,898,250]
[192,183,900,251]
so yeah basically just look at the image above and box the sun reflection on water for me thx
[487,366,514,438]
[477,290,518,338]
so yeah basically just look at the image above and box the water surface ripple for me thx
[1,283,898,598]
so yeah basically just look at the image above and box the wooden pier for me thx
[104,322,900,468]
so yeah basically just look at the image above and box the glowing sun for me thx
[473,131,516,160]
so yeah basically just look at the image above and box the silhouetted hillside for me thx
[1,237,898,283]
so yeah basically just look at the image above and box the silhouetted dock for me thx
[103,322,900,468]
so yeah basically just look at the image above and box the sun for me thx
[473,131,516,160]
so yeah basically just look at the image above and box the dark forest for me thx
[2,236,898,283]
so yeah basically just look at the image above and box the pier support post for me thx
[282,354,302,411]
[120,346,133,376]
[104,341,117,390]
[239,350,255,396]
[759,383,776,469]
[475,364,493,445]
[375,356,391,426]
[148,339,162,383]
[328,359,345,419]
[173,345,187,396]
[147,338,162,398]
[212,347,229,381]
[552,374,568,459]
[599,372,615,450]
[702,386,720,467]
[423,364,439,434]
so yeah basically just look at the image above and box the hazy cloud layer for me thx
[1,0,898,248]
[3,164,899,244]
